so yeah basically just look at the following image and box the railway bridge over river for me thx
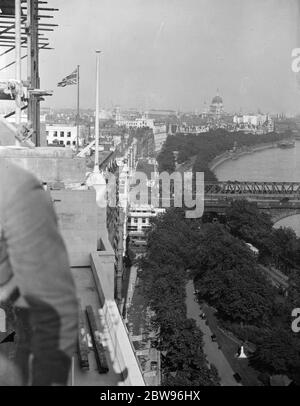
[204,181,300,223]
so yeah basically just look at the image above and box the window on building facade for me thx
[66,141,71,145]
[72,141,76,145]
[67,132,71,137]
[60,131,64,137]
[53,131,58,137]
[59,141,64,145]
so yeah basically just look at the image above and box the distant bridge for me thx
[203,181,300,223]
[205,181,300,197]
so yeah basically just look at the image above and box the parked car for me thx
[233,372,242,383]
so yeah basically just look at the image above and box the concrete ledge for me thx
[99,300,145,386]
[0,146,86,183]
[51,189,98,267]
[0,146,74,158]
[90,253,145,386]
[91,251,115,302]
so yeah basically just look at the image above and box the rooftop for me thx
[70,266,123,386]
[0,125,145,386]
[69,257,145,386]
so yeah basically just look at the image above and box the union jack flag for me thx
[57,68,78,87]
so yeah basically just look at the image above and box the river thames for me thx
[214,140,300,235]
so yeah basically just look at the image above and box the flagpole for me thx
[94,51,101,173]
[76,65,80,152]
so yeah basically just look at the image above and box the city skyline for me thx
[0,0,300,389]
[2,0,300,114]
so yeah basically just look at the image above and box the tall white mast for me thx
[94,50,101,173]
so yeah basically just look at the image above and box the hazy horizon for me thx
[2,0,300,114]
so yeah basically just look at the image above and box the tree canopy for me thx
[139,208,219,385]
[139,205,300,384]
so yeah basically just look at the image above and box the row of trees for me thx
[157,129,288,180]
[226,200,300,274]
[152,131,300,384]
[191,222,277,326]
[194,202,300,382]
[139,203,300,384]
[139,209,220,386]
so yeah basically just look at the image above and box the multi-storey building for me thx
[0,123,145,386]
[153,123,168,152]
[96,139,137,312]
[233,113,274,134]
[116,113,155,130]
[46,124,83,147]
[178,123,210,134]
[127,204,165,249]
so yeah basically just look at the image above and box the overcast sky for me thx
[2,0,300,114]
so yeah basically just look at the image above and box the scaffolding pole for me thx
[15,0,22,145]
[27,0,41,145]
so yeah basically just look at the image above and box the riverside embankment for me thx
[212,139,300,234]
[209,141,284,172]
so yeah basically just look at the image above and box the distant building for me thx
[116,113,155,130]
[153,123,167,152]
[233,113,274,134]
[209,90,224,118]
[233,113,268,126]
[105,158,129,308]
[148,109,176,116]
[128,204,165,248]
[46,124,83,148]
[127,158,165,248]
[178,122,209,134]
[99,125,126,149]
[99,140,137,309]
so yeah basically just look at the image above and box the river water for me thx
[214,141,300,236]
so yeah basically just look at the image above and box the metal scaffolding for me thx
[0,0,58,146]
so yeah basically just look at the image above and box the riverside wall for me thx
[208,141,283,172]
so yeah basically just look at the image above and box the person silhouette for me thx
[0,161,78,385]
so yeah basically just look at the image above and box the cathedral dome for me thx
[212,95,223,104]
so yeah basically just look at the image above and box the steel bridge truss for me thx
[205,181,300,196]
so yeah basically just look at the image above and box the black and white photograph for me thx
[0,0,300,394]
